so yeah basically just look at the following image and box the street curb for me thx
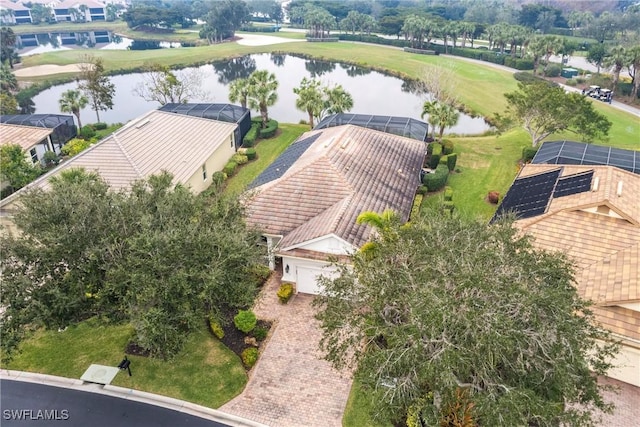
[1,369,269,427]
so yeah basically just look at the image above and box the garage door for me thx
[296,266,331,295]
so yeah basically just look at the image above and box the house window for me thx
[29,148,38,164]
[202,164,207,181]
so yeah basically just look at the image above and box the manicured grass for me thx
[342,379,391,427]
[4,318,247,409]
[224,123,309,195]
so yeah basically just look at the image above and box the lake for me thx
[32,53,491,135]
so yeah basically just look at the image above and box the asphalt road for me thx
[0,380,229,427]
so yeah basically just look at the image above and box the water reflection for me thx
[33,54,491,135]
[212,56,257,84]
[270,53,286,67]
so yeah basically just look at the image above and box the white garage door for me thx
[296,266,329,295]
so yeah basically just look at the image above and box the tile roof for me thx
[0,124,52,152]
[245,125,425,250]
[512,164,640,344]
[0,110,237,203]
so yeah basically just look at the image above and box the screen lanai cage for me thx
[0,114,77,148]
[314,114,430,142]
[533,140,639,175]
[158,104,251,149]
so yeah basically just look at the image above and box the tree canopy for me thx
[77,55,115,123]
[1,170,266,360]
[0,145,41,195]
[314,211,618,426]
[503,81,611,146]
[133,63,207,106]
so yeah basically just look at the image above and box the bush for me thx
[565,79,577,86]
[522,146,539,163]
[223,161,237,177]
[447,153,458,172]
[277,283,294,304]
[245,148,257,161]
[242,124,259,147]
[513,72,547,84]
[444,186,454,201]
[442,140,455,155]
[429,143,443,169]
[259,119,278,139]
[241,347,259,368]
[91,122,108,130]
[487,191,500,204]
[232,153,249,165]
[61,138,92,156]
[504,57,534,70]
[79,125,96,140]
[208,316,225,340]
[248,264,271,286]
[544,64,562,77]
[417,185,429,195]
[211,171,226,186]
[410,194,423,221]
[422,164,449,192]
[439,155,448,165]
[42,150,60,167]
[253,326,268,341]
[576,77,586,84]
[234,310,257,334]
[442,200,455,214]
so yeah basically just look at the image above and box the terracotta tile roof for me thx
[591,306,640,347]
[513,164,640,343]
[246,125,425,249]
[0,124,52,152]
[0,110,237,206]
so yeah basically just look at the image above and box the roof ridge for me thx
[110,132,144,179]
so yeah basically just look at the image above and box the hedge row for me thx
[423,164,449,192]
[259,119,278,139]
[429,143,443,169]
[243,124,259,147]
[403,47,438,55]
[240,26,279,33]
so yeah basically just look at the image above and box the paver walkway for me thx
[596,377,640,426]
[221,272,352,427]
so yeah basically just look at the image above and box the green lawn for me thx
[224,123,309,195]
[342,379,392,427]
[4,318,247,409]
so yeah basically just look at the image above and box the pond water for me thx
[17,31,184,56]
[32,53,491,135]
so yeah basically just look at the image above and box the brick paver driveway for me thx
[221,273,352,427]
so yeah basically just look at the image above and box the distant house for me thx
[0,124,61,165]
[0,0,33,24]
[1,114,77,152]
[53,0,105,22]
[245,124,426,294]
[493,141,640,388]
[0,110,239,235]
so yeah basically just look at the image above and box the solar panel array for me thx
[314,114,429,142]
[553,170,594,198]
[249,133,322,189]
[533,141,639,174]
[492,168,562,222]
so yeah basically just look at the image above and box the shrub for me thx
[417,185,429,195]
[242,124,259,147]
[522,146,539,163]
[442,140,455,155]
[208,316,225,340]
[544,64,562,77]
[245,147,257,161]
[410,194,423,221]
[439,155,448,165]
[513,72,546,84]
[277,283,294,304]
[211,171,226,186]
[61,138,92,156]
[447,153,458,172]
[42,150,60,167]
[259,119,278,139]
[253,326,268,341]
[223,161,237,177]
[241,347,259,368]
[232,153,249,165]
[79,125,96,140]
[442,200,455,214]
[576,77,586,84]
[91,122,108,130]
[429,143,443,169]
[248,264,271,286]
[487,191,500,204]
[444,186,454,201]
[422,164,449,192]
[234,310,257,334]
[565,79,577,86]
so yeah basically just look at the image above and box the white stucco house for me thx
[245,124,426,295]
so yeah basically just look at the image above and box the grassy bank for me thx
[3,318,247,409]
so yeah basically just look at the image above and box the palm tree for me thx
[603,46,626,91]
[1,27,17,68]
[356,209,402,255]
[59,89,89,130]
[323,84,353,117]
[228,78,250,109]
[294,77,324,128]
[247,70,278,128]
[0,64,18,92]
[421,101,460,141]
[626,45,640,100]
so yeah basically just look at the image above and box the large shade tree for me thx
[77,55,115,123]
[247,70,278,128]
[133,63,207,106]
[503,81,611,146]
[1,170,265,360]
[58,89,88,130]
[314,211,618,426]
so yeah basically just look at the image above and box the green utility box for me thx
[561,68,579,78]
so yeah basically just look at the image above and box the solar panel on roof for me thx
[532,141,639,174]
[492,168,561,222]
[553,170,594,198]
[249,133,322,189]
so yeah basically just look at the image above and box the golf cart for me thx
[585,85,601,98]
[599,88,612,103]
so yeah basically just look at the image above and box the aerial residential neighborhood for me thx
[0,0,639,426]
